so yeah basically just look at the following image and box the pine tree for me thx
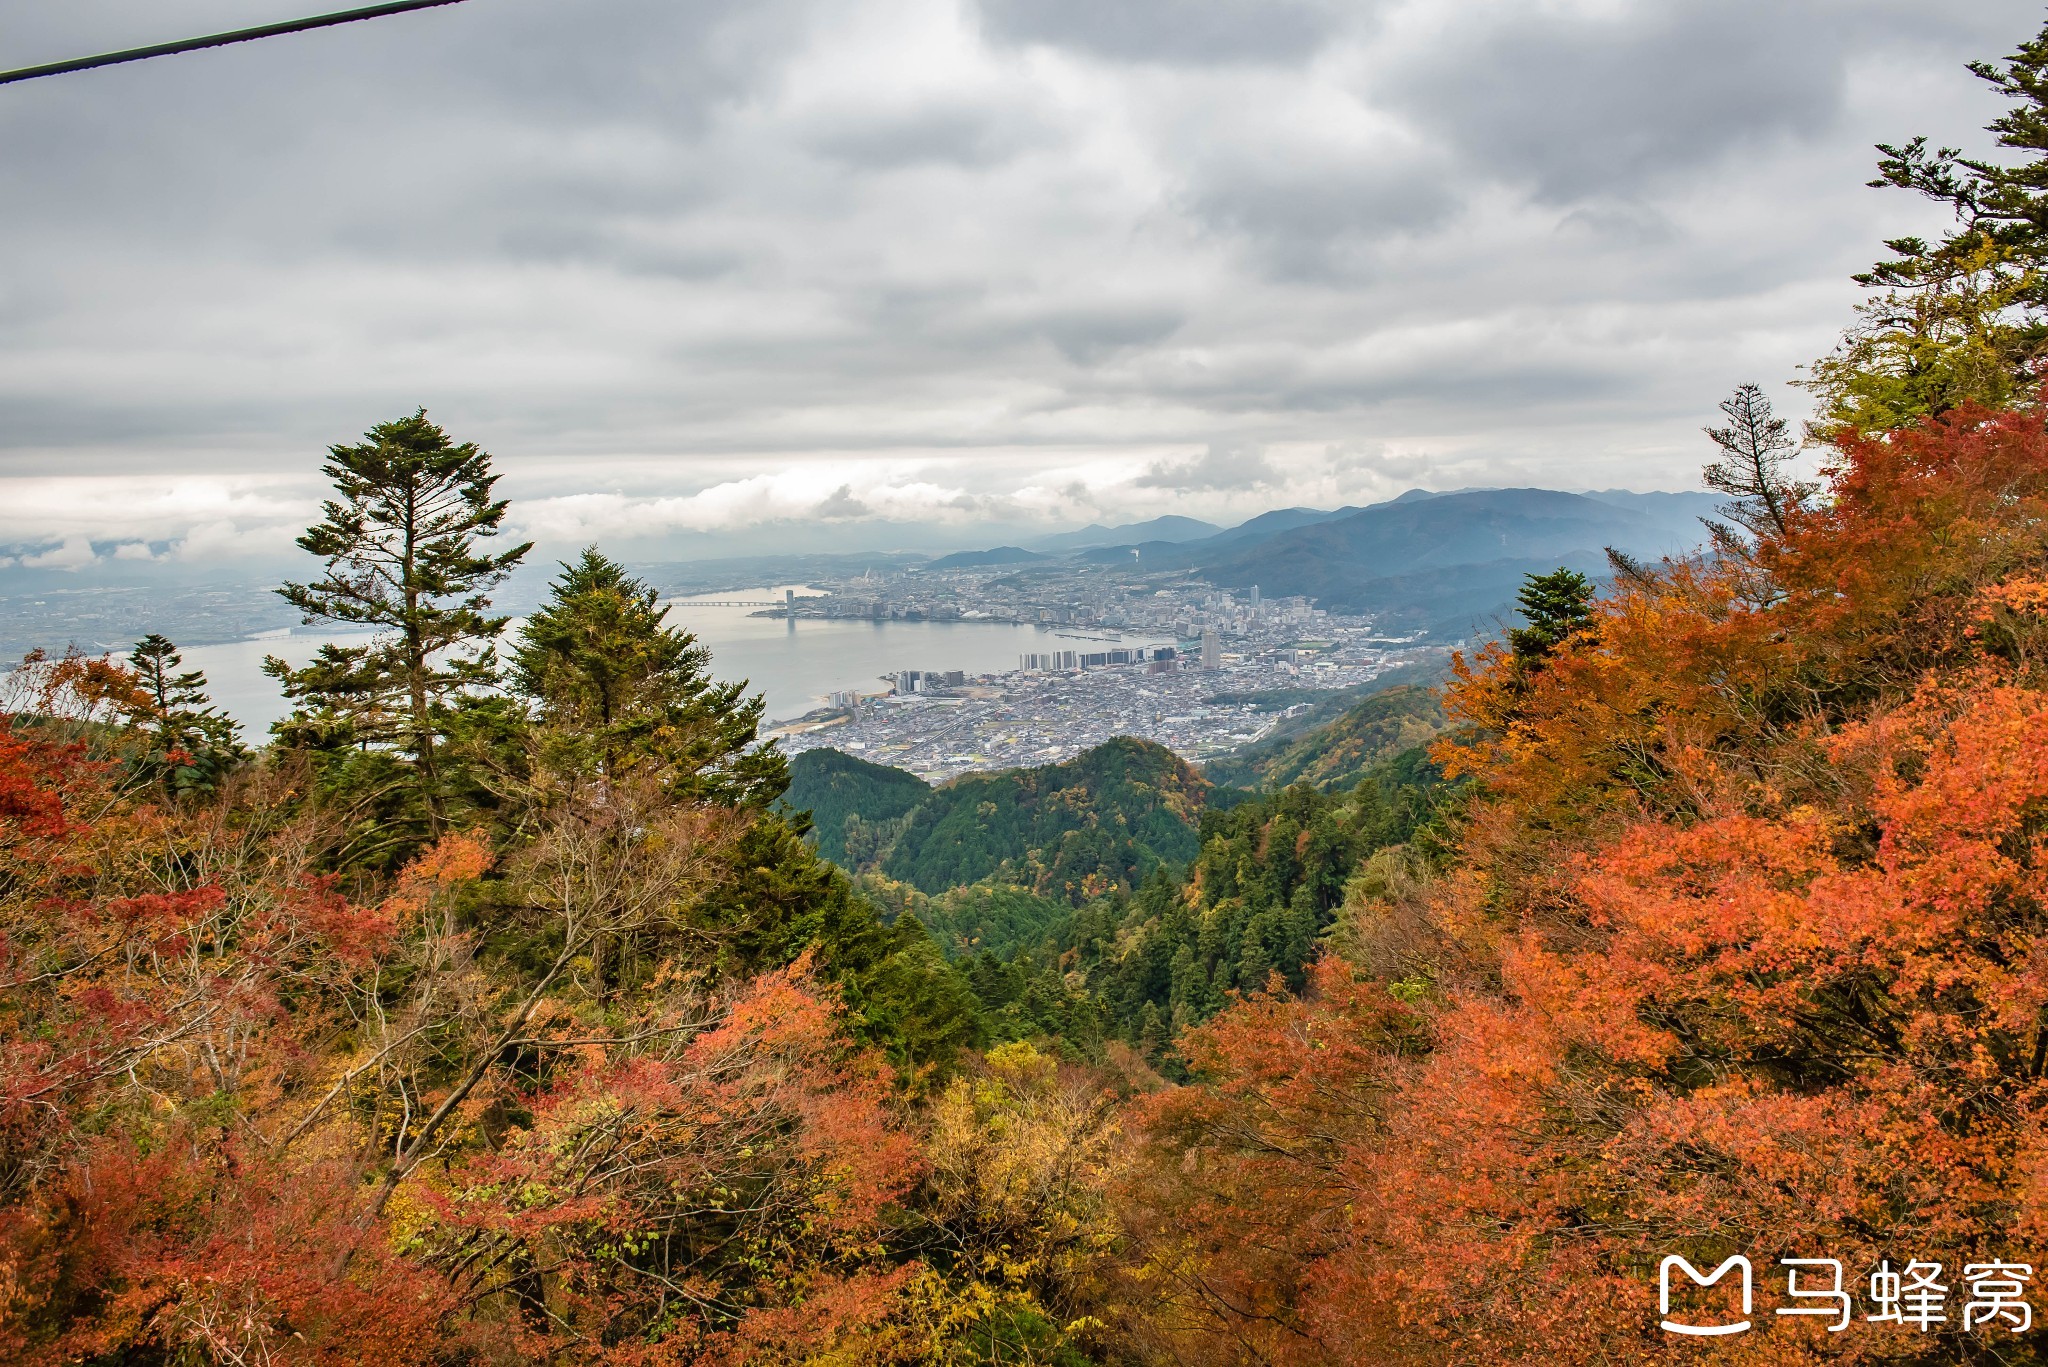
[1806,14,2048,434]
[510,548,786,808]
[124,633,242,797]
[268,412,531,833]
[1700,383,1814,548]
[1505,568,1595,665]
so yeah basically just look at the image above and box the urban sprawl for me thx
[758,561,1439,782]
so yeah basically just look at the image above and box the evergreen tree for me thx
[124,633,242,797]
[510,548,787,808]
[1506,568,1595,664]
[267,411,530,835]
[1807,15,2048,434]
[1700,383,1814,549]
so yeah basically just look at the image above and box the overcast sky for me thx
[0,0,2039,569]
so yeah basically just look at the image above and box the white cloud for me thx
[20,537,99,571]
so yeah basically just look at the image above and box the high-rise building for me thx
[1200,629,1221,670]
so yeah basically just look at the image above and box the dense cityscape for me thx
[759,559,1434,780]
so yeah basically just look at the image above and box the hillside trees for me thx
[0,742,939,1362]
[946,757,1446,1069]
[268,410,531,846]
[1122,398,2048,1363]
[782,746,931,866]
[1200,682,1447,793]
[0,687,1114,1363]
[0,723,453,1363]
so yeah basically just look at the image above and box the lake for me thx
[181,587,1167,736]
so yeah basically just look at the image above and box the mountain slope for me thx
[1189,505,1362,550]
[780,748,931,865]
[1579,488,1722,532]
[1185,488,1707,634]
[882,736,1206,902]
[1204,685,1448,792]
[927,546,1049,570]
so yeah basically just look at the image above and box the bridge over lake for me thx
[667,600,785,609]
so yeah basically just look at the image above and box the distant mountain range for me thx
[1189,488,1713,633]
[966,487,1721,640]
[1025,515,1223,553]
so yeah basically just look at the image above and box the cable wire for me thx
[0,0,473,87]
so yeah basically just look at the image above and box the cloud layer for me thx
[0,0,2035,566]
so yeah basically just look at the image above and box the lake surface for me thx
[181,588,1166,736]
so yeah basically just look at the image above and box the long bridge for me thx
[667,600,786,609]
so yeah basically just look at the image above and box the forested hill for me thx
[885,737,1204,898]
[1203,683,1448,791]
[778,745,930,865]
[783,737,1207,903]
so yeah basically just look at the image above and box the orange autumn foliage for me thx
[1130,401,2048,1363]
[0,735,934,1365]
[409,955,923,1365]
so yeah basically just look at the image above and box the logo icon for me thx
[1660,1255,1753,1336]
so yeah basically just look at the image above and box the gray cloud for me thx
[813,484,872,519]
[0,0,2038,563]
[804,101,1045,170]
[1137,443,1279,491]
[1182,154,1461,281]
[1381,2,1842,203]
[971,0,1347,66]
[1380,0,2034,204]
[1039,306,1186,365]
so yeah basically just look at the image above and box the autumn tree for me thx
[0,713,448,1365]
[408,959,923,1360]
[268,410,531,841]
[0,648,144,734]
[1121,397,2048,1364]
[908,1041,1127,1362]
